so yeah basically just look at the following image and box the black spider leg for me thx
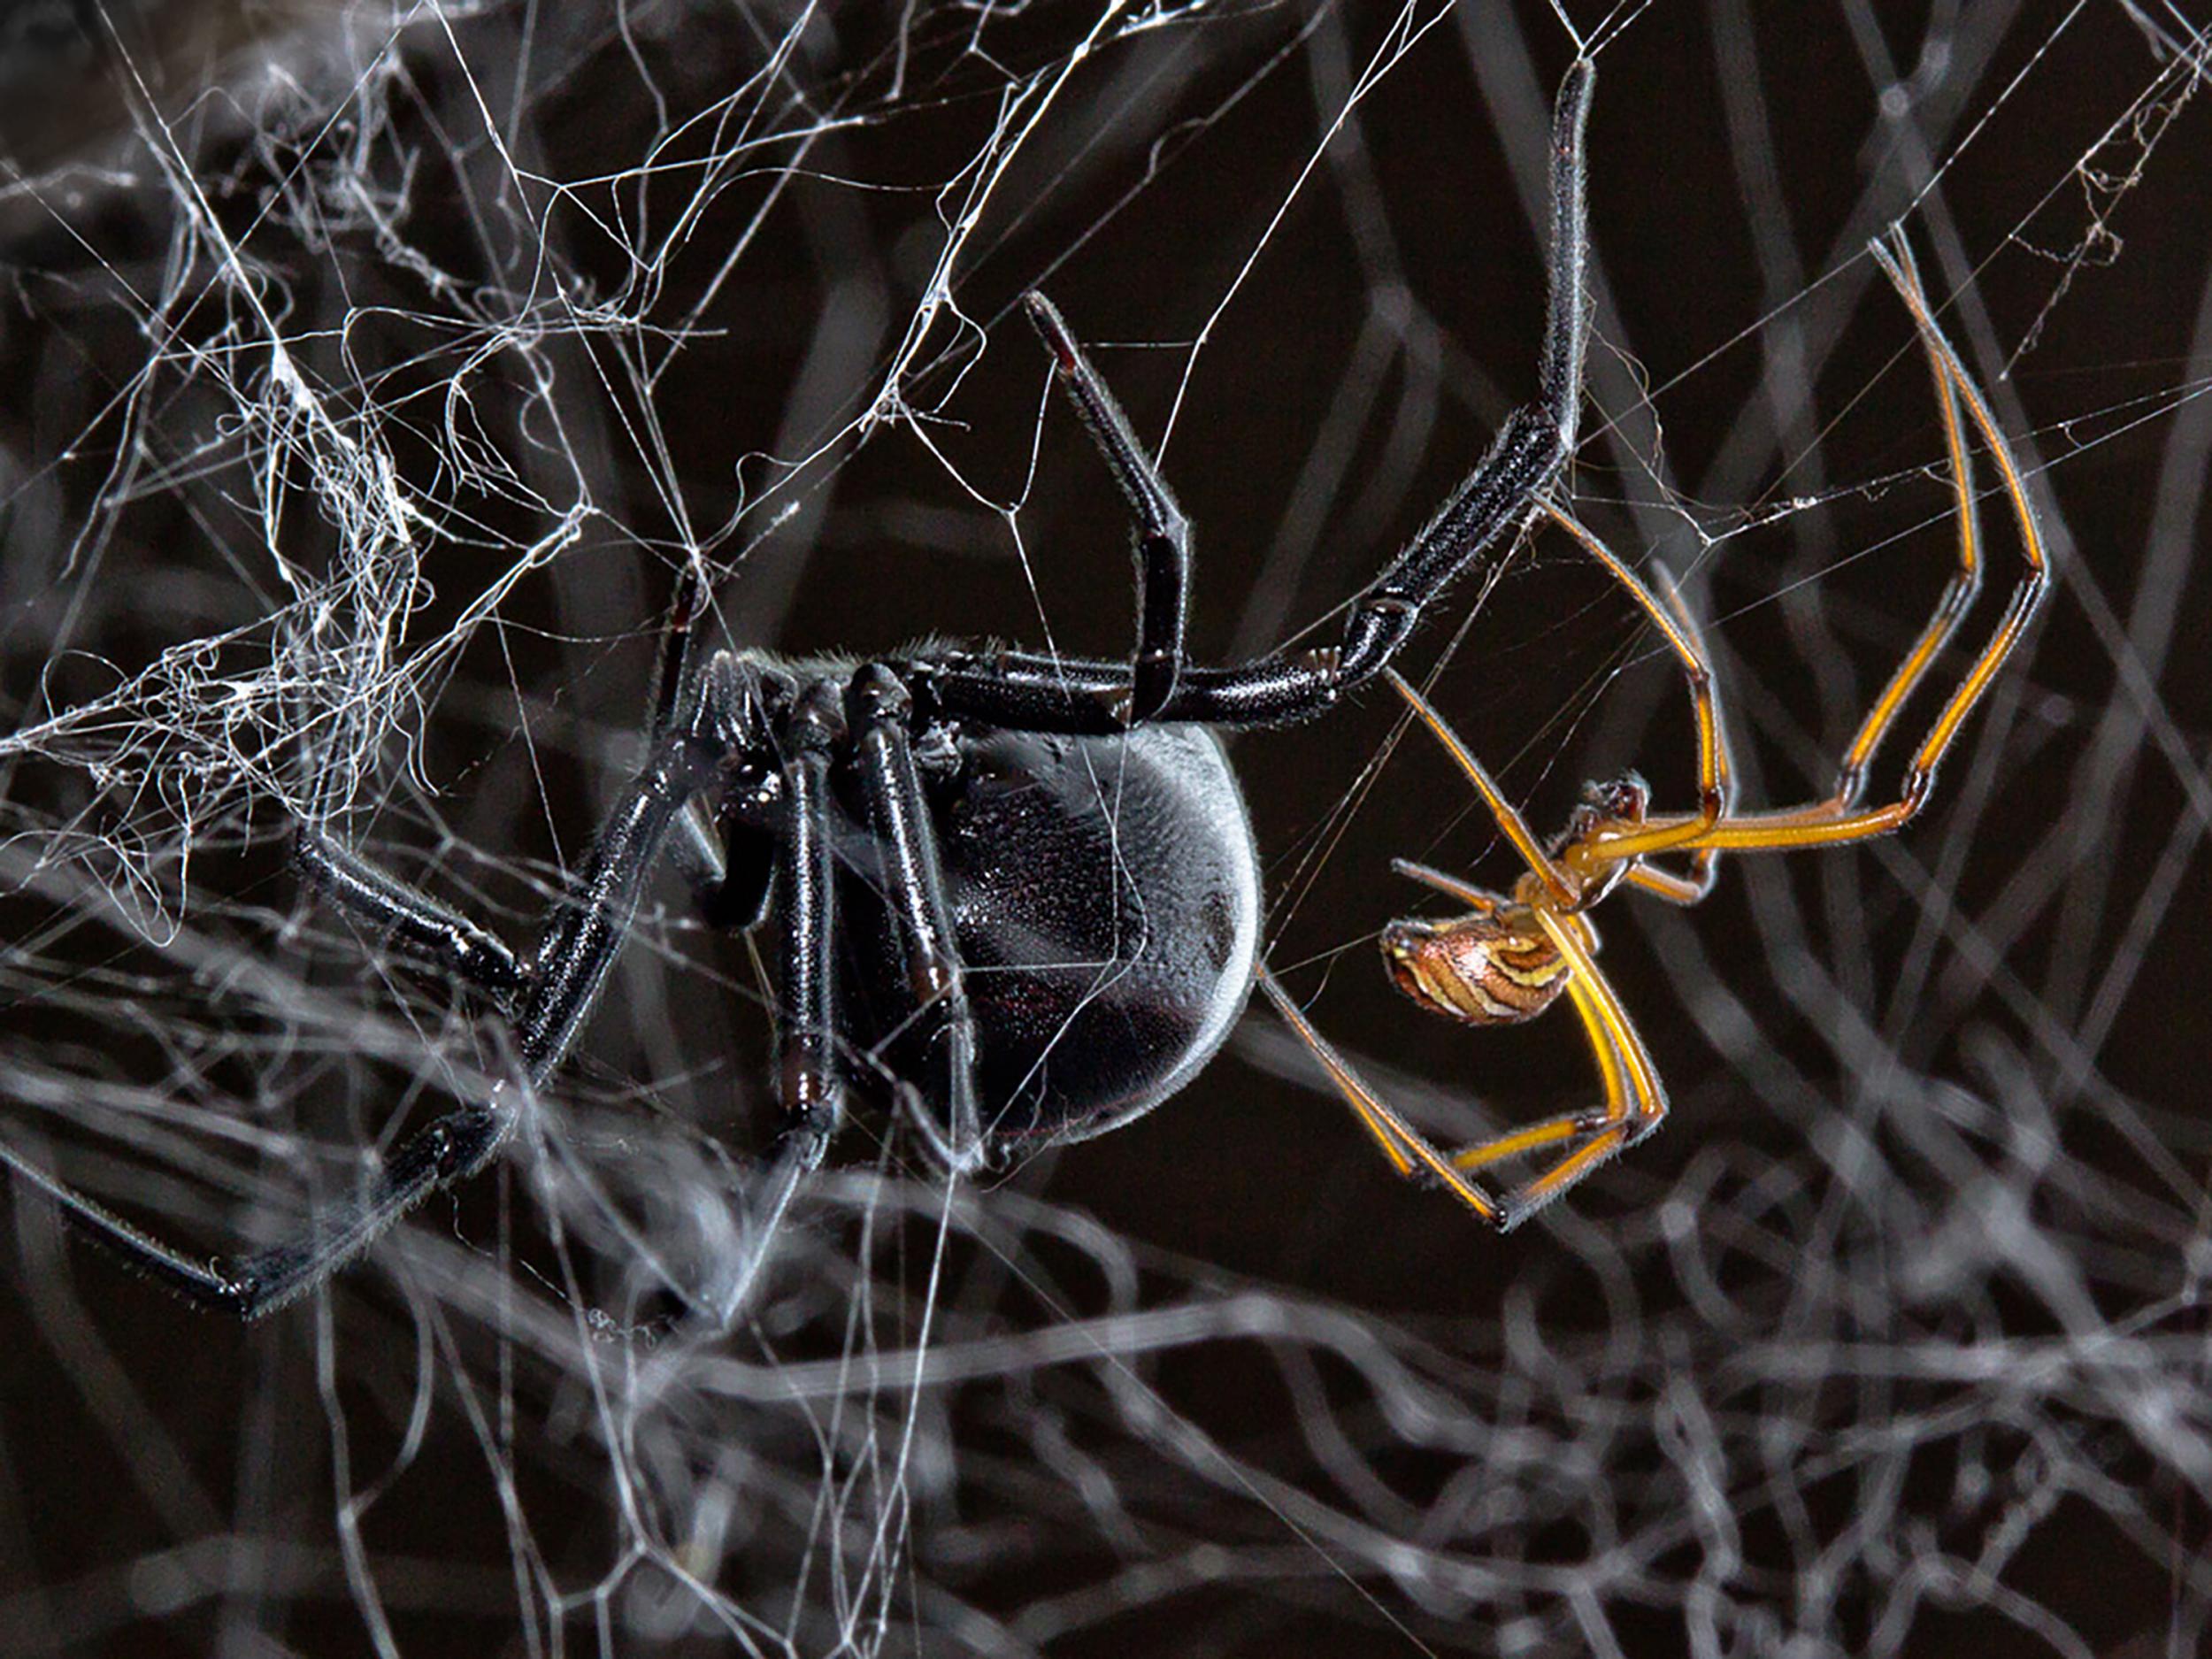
[847,664,986,1174]
[653,558,747,903]
[703,680,851,1321]
[1023,292,1191,726]
[287,545,723,1007]
[8,657,756,1318]
[293,832,529,1008]
[902,58,1594,736]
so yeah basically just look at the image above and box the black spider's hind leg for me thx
[1170,52,1593,714]
[848,664,987,1175]
[1024,293,1192,726]
[1303,53,1594,701]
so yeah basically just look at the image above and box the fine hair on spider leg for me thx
[1263,225,2050,1233]
[5,60,1609,1321]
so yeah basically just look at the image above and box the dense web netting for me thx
[2,2,2208,1654]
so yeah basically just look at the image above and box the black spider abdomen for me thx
[851,724,1259,1148]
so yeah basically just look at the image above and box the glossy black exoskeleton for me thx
[10,58,1597,1316]
[835,717,1260,1148]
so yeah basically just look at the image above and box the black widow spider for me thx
[4,62,1597,1321]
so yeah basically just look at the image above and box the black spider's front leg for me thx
[1023,293,1192,726]
[12,655,763,1317]
[0,1098,513,1317]
[768,681,845,1155]
[294,829,529,1008]
[903,58,1595,735]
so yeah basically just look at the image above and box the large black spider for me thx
[5,62,1597,1320]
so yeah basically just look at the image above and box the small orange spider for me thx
[1262,228,2049,1232]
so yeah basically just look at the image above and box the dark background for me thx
[1,2,2207,1654]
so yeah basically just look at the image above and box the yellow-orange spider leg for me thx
[1479,907,1668,1226]
[1444,968,1629,1176]
[1630,566,1736,897]
[1772,250,1981,827]
[1383,668,1578,911]
[1540,506,1734,869]
[1646,227,2048,856]
[1715,234,1980,837]
[1390,857,1494,911]
[1621,862,1713,905]
[1256,965,1506,1225]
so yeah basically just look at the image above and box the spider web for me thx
[1,2,2208,1655]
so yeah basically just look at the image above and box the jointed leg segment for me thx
[904,60,1596,735]
[1604,232,2047,860]
[11,656,816,1317]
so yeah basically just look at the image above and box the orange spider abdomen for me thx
[1380,908,1570,1028]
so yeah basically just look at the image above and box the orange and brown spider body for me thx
[1381,895,1575,1027]
[1380,772,1665,1027]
